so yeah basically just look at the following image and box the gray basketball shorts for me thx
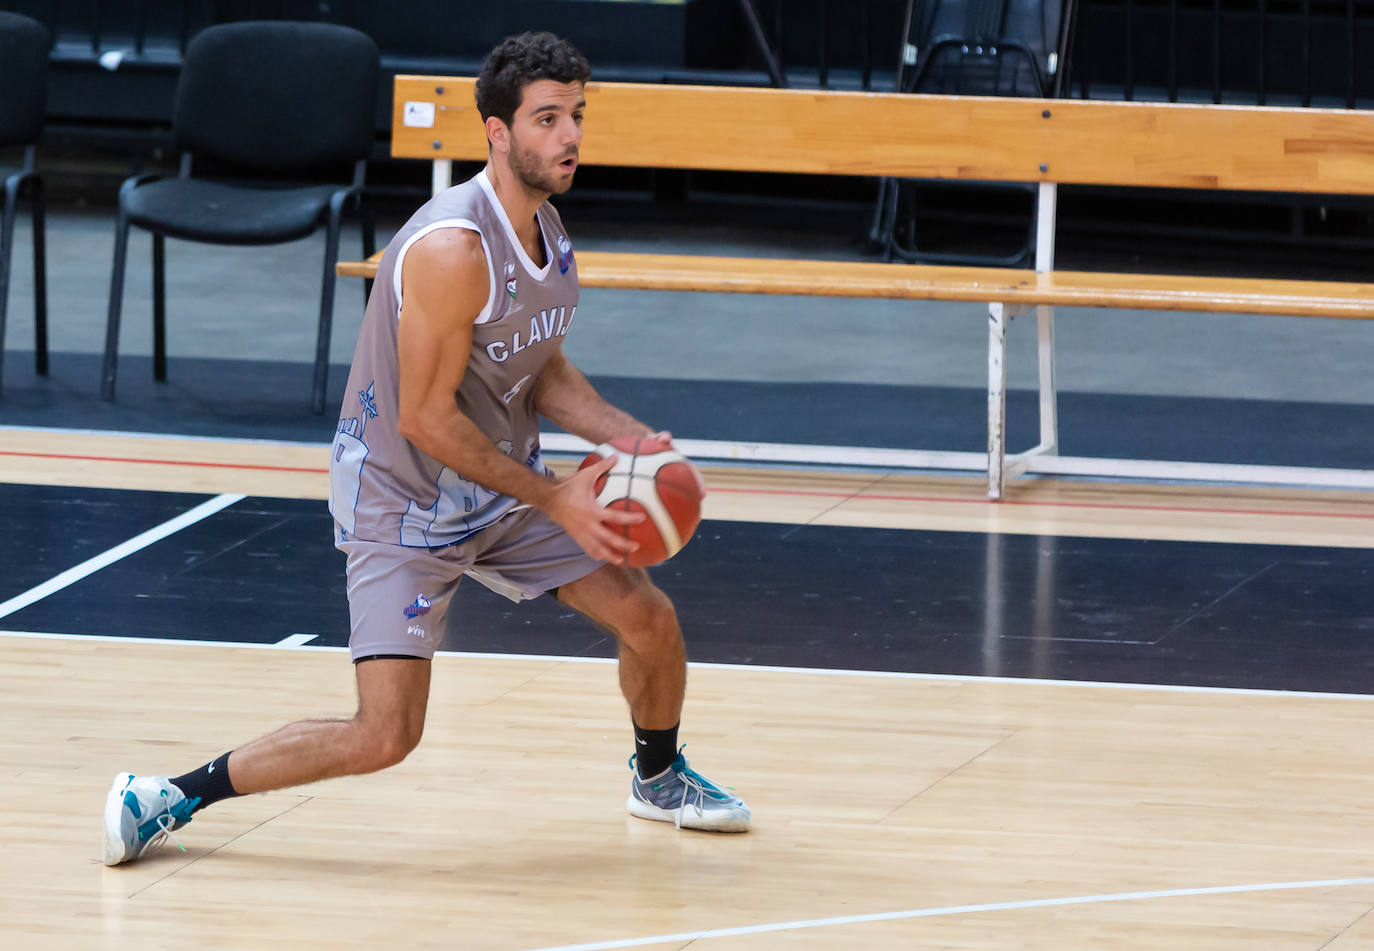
[334,506,604,661]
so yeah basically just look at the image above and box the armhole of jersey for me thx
[392,218,496,325]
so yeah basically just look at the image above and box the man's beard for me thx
[510,134,573,195]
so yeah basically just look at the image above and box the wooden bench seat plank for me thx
[336,253,383,279]
[1034,269,1374,318]
[339,250,1374,319]
[582,254,1374,317]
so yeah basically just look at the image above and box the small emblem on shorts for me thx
[407,625,426,638]
[404,593,432,619]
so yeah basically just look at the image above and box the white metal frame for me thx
[432,158,453,195]
[987,182,1061,499]
[431,165,1374,496]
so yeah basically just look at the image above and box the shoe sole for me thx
[626,794,751,832]
[101,772,134,866]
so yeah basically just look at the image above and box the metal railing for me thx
[1065,0,1372,107]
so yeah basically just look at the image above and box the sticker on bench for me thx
[403,101,436,128]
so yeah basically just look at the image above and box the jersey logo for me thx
[503,374,532,405]
[506,277,518,299]
[556,234,572,274]
[358,381,378,420]
[485,306,575,363]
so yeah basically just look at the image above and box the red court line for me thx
[708,488,1374,521]
[5,448,1374,521]
[0,449,326,475]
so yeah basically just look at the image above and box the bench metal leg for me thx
[431,159,452,197]
[987,302,1009,499]
[983,181,1063,497]
[988,300,1057,499]
[1035,304,1058,454]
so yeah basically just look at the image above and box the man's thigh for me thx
[338,533,470,660]
[354,657,431,744]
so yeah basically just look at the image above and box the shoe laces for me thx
[141,811,187,857]
[666,747,734,829]
[136,789,194,858]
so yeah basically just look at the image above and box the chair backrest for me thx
[910,0,1062,97]
[0,12,50,148]
[174,20,379,173]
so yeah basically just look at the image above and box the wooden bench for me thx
[339,76,1374,498]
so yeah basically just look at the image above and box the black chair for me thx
[101,20,378,413]
[871,0,1071,267]
[0,11,49,394]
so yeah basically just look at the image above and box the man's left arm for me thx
[534,350,655,445]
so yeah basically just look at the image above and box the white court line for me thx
[0,630,345,651]
[523,877,1374,951]
[274,633,318,647]
[0,629,1372,701]
[0,493,244,621]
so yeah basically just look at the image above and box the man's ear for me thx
[486,116,510,155]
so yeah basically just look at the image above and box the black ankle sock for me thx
[170,752,241,814]
[633,722,680,779]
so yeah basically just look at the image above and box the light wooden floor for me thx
[3,426,1374,950]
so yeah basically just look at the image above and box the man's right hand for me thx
[546,453,644,564]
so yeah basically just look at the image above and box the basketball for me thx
[579,435,704,567]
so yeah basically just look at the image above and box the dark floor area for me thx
[3,485,1371,694]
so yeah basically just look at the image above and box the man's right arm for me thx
[394,228,640,563]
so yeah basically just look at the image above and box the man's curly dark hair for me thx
[475,32,591,128]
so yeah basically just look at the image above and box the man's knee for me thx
[349,718,423,773]
[561,566,682,650]
[622,583,681,651]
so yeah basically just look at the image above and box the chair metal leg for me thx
[361,201,376,305]
[865,176,894,252]
[313,201,345,414]
[101,213,133,401]
[0,174,19,394]
[152,233,166,382]
[29,175,47,376]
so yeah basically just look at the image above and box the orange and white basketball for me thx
[579,435,704,567]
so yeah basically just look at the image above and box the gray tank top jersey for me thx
[329,169,579,547]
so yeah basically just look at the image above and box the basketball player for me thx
[101,32,749,866]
